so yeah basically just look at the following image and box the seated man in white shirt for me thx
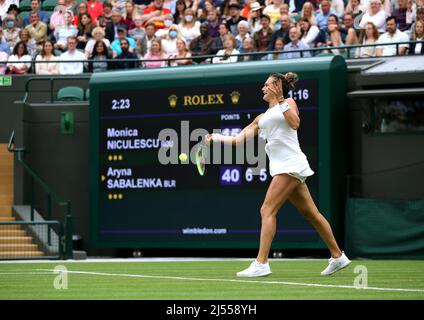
[59,36,86,74]
[376,16,409,56]
[282,26,311,59]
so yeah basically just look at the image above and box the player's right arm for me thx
[206,114,263,146]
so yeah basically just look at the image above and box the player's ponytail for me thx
[283,72,298,93]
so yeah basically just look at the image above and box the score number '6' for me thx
[245,168,268,182]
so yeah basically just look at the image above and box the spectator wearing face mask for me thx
[178,8,201,45]
[161,24,181,55]
[3,14,20,52]
[6,4,23,28]
[155,16,175,38]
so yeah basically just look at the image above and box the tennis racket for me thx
[195,139,209,176]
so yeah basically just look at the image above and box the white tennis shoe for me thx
[236,260,272,277]
[321,252,351,276]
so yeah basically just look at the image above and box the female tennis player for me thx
[206,72,351,277]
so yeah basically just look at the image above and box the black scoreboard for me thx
[89,58,347,250]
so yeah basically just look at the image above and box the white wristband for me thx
[211,133,223,142]
[279,102,290,113]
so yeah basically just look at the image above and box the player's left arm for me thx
[270,78,300,130]
[282,98,300,130]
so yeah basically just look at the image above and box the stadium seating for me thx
[18,11,30,23]
[85,88,90,100]
[57,86,85,101]
[42,0,58,11]
[19,0,32,12]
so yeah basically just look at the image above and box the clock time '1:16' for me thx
[287,89,309,101]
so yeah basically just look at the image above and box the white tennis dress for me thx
[258,102,314,180]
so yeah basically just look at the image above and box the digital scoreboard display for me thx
[90,59,347,250]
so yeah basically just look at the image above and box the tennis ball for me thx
[179,153,188,162]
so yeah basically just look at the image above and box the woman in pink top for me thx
[142,38,169,68]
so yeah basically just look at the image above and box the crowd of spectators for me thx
[0,0,423,74]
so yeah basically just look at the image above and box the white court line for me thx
[35,268,424,293]
[0,272,54,275]
[0,258,326,264]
